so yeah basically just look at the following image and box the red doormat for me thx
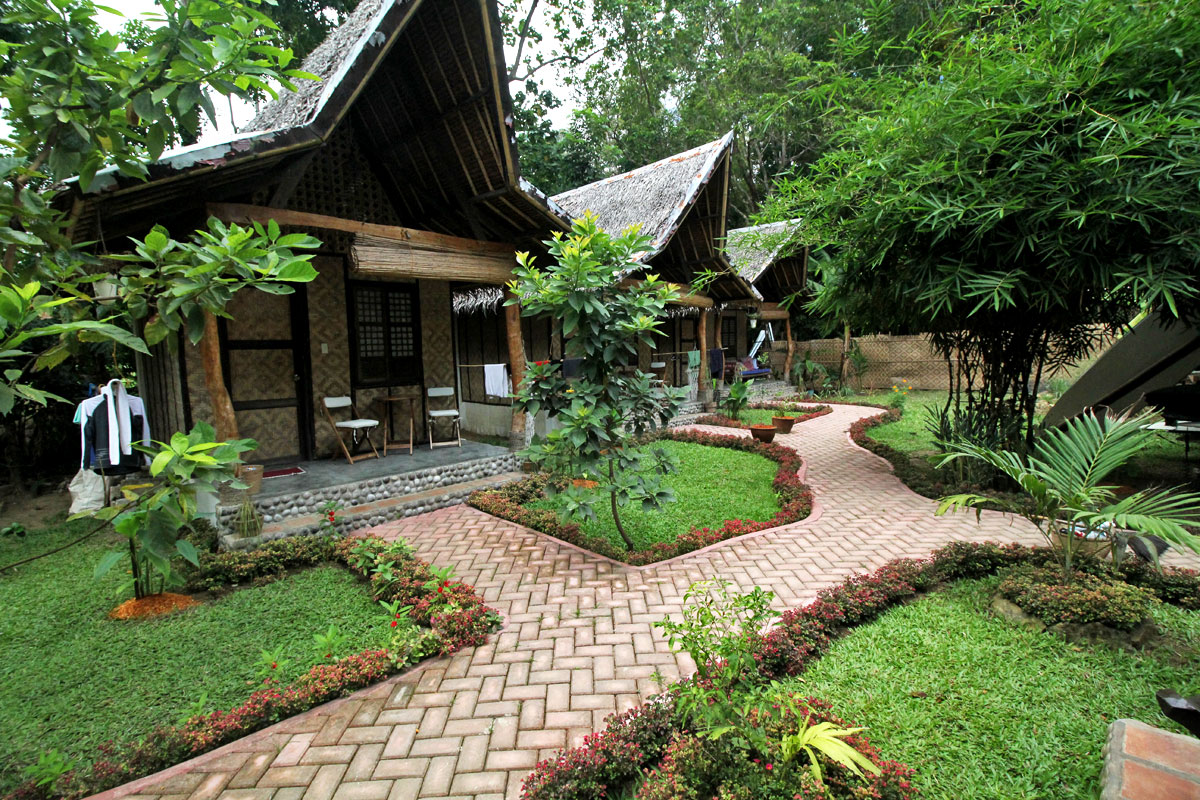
[263,466,306,479]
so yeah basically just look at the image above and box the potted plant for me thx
[772,402,799,434]
[750,423,777,443]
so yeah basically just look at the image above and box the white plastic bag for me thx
[68,469,105,514]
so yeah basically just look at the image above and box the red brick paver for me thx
[89,404,1200,800]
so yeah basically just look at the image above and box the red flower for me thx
[390,620,398,627]
[765,763,773,770]
[270,662,277,670]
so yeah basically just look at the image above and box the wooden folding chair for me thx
[322,396,380,464]
[425,386,462,449]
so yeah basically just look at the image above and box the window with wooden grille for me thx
[350,283,421,387]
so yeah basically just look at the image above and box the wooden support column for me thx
[200,311,240,441]
[504,291,527,451]
[697,309,712,405]
[784,317,796,385]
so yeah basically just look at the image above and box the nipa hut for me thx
[65,0,576,461]
[724,220,809,379]
[547,135,760,390]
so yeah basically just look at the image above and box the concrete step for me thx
[220,471,524,550]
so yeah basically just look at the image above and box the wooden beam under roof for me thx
[206,203,516,258]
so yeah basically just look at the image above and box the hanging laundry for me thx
[74,379,150,476]
[483,363,510,397]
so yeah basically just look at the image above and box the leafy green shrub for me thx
[185,535,339,591]
[998,565,1155,630]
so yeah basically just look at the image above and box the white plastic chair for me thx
[426,386,461,449]
[322,396,380,463]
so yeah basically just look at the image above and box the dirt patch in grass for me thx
[108,592,201,620]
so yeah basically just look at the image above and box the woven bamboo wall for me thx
[308,256,352,458]
[250,125,404,254]
[793,334,957,390]
[225,289,296,461]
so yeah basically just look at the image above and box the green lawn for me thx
[530,440,781,551]
[797,577,1199,799]
[0,518,385,791]
[854,389,1193,493]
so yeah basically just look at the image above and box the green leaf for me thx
[94,549,125,580]
[273,261,318,282]
[176,538,200,567]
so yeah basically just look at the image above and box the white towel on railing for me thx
[102,379,133,466]
[484,363,510,397]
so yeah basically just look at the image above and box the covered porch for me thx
[216,436,520,547]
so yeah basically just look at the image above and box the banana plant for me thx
[936,409,1200,581]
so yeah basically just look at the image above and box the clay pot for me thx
[750,424,777,443]
[772,416,797,434]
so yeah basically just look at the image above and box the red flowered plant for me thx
[469,429,814,565]
[522,540,1200,800]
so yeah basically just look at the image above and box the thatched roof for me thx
[68,0,573,248]
[552,133,735,258]
[725,220,801,283]
[245,0,392,132]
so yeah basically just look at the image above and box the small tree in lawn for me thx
[509,213,687,550]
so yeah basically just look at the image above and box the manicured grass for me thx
[797,577,1200,799]
[0,518,384,791]
[857,389,1193,491]
[854,390,945,455]
[529,440,780,552]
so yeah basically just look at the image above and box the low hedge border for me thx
[693,403,832,430]
[522,540,1200,800]
[468,429,814,566]
[9,535,501,800]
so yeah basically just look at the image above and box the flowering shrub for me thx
[469,430,814,565]
[695,404,832,430]
[523,696,677,800]
[998,565,1155,629]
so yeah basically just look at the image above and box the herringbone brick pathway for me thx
[92,404,1200,800]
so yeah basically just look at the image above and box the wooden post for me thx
[784,317,796,385]
[840,321,852,385]
[697,309,711,406]
[504,292,527,451]
[200,310,240,441]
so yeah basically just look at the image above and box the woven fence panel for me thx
[793,334,957,390]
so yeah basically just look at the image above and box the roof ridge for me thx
[552,134,732,202]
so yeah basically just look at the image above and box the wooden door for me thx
[220,288,313,462]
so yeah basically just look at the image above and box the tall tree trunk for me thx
[504,292,528,450]
[200,311,240,441]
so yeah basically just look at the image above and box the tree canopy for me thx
[762,0,1200,441]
